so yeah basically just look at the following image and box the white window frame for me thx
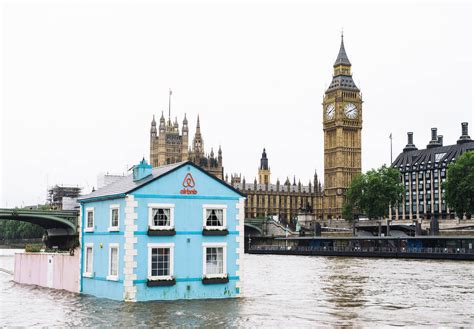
[108,205,120,232]
[148,203,175,230]
[83,243,94,277]
[202,242,227,279]
[85,207,94,232]
[107,243,119,281]
[202,204,227,230]
[147,243,174,281]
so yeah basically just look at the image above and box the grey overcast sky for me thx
[1,0,472,207]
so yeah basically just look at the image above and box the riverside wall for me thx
[14,250,80,293]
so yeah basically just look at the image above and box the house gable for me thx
[131,163,244,199]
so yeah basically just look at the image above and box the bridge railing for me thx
[249,245,474,255]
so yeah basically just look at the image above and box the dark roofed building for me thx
[391,123,474,220]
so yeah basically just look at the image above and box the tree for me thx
[343,165,404,220]
[445,151,474,217]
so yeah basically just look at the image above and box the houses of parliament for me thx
[149,35,362,221]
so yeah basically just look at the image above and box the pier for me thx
[248,236,474,260]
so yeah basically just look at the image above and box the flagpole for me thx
[168,89,172,124]
[390,133,393,164]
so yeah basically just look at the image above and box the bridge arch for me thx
[0,208,78,234]
[244,223,263,236]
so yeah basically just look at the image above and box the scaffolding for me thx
[47,185,82,210]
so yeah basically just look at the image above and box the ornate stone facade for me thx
[322,35,363,219]
[150,111,223,179]
[229,149,323,222]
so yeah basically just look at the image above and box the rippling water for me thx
[1,249,473,327]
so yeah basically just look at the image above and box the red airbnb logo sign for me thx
[180,173,197,194]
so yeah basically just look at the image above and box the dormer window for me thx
[435,153,446,162]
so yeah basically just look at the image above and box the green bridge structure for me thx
[244,218,266,236]
[0,208,79,249]
[0,208,286,247]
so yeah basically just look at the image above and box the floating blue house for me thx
[77,160,245,301]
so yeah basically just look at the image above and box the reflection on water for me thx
[1,250,473,327]
[322,258,368,322]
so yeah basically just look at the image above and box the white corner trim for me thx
[123,195,138,302]
[236,197,245,297]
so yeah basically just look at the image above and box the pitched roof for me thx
[326,75,359,92]
[78,161,245,202]
[392,141,474,172]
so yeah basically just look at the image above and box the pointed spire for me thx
[183,113,188,125]
[196,114,201,130]
[334,32,351,67]
[160,111,165,122]
[150,115,157,135]
[210,147,214,158]
[260,148,269,170]
[218,145,222,156]
[293,176,296,186]
[168,88,172,126]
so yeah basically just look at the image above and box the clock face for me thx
[326,104,335,120]
[344,103,358,119]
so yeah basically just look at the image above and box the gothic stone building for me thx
[229,149,323,222]
[228,35,363,222]
[150,113,224,179]
[391,123,473,220]
[322,34,363,219]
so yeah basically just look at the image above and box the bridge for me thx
[244,218,265,236]
[0,208,79,249]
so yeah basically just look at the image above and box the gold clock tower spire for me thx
[322,34,363,219]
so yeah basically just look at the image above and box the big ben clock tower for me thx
[323,34,362,219]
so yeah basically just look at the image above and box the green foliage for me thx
[0,220,45,240]
[445,151,474,216]
[342,202,355,222]
[343,165,404,220]
[25,244,43,252]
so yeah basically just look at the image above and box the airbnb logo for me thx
[180,173,197,194]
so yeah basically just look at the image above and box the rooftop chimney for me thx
[457,122,472,144]
[427,128,442,149]
[403,132,418,152]
[132,158,153,181]
[437,135,443,146]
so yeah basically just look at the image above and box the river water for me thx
[1,249,473,327]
